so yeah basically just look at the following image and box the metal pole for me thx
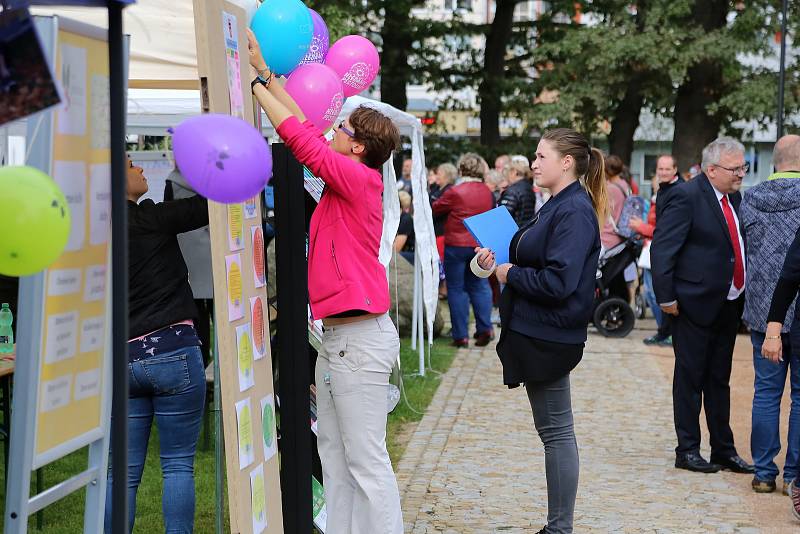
[108,2,129,533]
[777,0,788,140]
[273,144,312,533]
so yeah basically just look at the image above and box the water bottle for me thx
[0,303,13,354]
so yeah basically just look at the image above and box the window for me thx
[444,0,472,11]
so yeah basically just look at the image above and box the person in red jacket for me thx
[432,153,496,347]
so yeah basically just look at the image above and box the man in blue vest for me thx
[741,134,800,494]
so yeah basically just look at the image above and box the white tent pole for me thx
[416,262,424,376]
[411,254,419,352]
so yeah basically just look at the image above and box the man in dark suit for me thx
[651,137,754,474]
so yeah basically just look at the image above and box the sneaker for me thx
[656,336,673,347]
[784,479,793,496]
[643,334,667,345]
[450,338,469,348]
[752,477,777,493]
[791,479,800,520]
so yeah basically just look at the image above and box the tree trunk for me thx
[379,1,414,110]
[479,0,520,147]
[607,78,644,165]
[672,0,729,173]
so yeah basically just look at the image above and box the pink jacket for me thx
[276,117,388,320]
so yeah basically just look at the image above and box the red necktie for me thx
[721,195,744,290]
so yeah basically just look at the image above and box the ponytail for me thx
[585,147,608,228]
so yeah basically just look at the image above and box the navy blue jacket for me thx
[501,180,601,344]
[651,174,744,327]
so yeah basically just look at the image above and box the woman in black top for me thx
[476,128,607,534]
[104,159,209,533]
[762,227,800,520]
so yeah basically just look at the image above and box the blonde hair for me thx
[457,153,488,180]
[436,163,458,185]
[541,128,608,226]
[398,190,412,211]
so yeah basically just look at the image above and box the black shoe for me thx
[643,334,667,345]
[675,452,721,473]
[710,454,754,474]
[450,338,469,348]
[751,476,776,493]
[474,331,495,347]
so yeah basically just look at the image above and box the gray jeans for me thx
[526,374,579,534]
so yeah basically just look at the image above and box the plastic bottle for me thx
[0,303,13,354]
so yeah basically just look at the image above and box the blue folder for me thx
[463,207,519,266]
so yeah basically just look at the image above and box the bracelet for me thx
[766,335,781,340]
[256,66,270,79]
[251,73,273,94]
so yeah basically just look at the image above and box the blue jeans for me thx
[750,331,800,483]
[104,345,206,533]
[641,269,662,327]
[443,245,493,340]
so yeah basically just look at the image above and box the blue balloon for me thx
[250,0,313,75]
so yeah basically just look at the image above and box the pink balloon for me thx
[324,35,380,98]
[285,64,345,132]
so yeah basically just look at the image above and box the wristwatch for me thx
[251,72,273,94]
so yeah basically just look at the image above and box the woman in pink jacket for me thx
[248,32,403,534]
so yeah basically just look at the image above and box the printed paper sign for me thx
[312,476,328,533]
[57,43,87,136]
[79,316,104,353]
[228,203,244,251]
[73,368,101,401]
[225,254,244,321]
[250,463,268,533]
[244,196,258,219]
[236,323,255,392]
[252,225,266,288]
[44,311,78,364]
[260,394,277,462]
[89,164,111,245]
[235,398,255,470]
[250,296,266,360]
[47,268,82,297]
[222,11,245,119]
[40,375,72,413]
[83,265,107,302]
[53,161,87,251]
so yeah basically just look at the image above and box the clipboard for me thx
[463,207,519,265]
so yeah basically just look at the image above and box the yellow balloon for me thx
[0,166,71,276]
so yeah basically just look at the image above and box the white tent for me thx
[32,0,259,88]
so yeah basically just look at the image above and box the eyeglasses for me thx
[336,120,355,138]
[715,163,749,176]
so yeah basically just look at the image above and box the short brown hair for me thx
[348,106,401,170]
[604,154,624,178]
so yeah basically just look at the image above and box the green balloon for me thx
[0,166,71,276]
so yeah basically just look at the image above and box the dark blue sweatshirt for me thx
[502,180,601,344]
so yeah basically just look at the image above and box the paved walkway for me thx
[396,327,796,533]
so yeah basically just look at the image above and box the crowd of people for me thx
[390,134,800,531]
[77,33,800,533]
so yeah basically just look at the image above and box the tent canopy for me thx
[33,0,259,89]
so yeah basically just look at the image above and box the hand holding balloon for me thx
[246,28,269,75]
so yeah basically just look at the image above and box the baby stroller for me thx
[592,238,643,337]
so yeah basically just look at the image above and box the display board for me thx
[5,15,121,534]
[191,1,283,533]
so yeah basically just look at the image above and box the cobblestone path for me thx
[395,330,791,533]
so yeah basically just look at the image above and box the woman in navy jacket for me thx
[477,128,607,534]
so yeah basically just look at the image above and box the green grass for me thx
[387,337,457,463]
[0,337,456,532]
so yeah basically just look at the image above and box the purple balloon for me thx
[297,9,329,67]
[171,114,272,204]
